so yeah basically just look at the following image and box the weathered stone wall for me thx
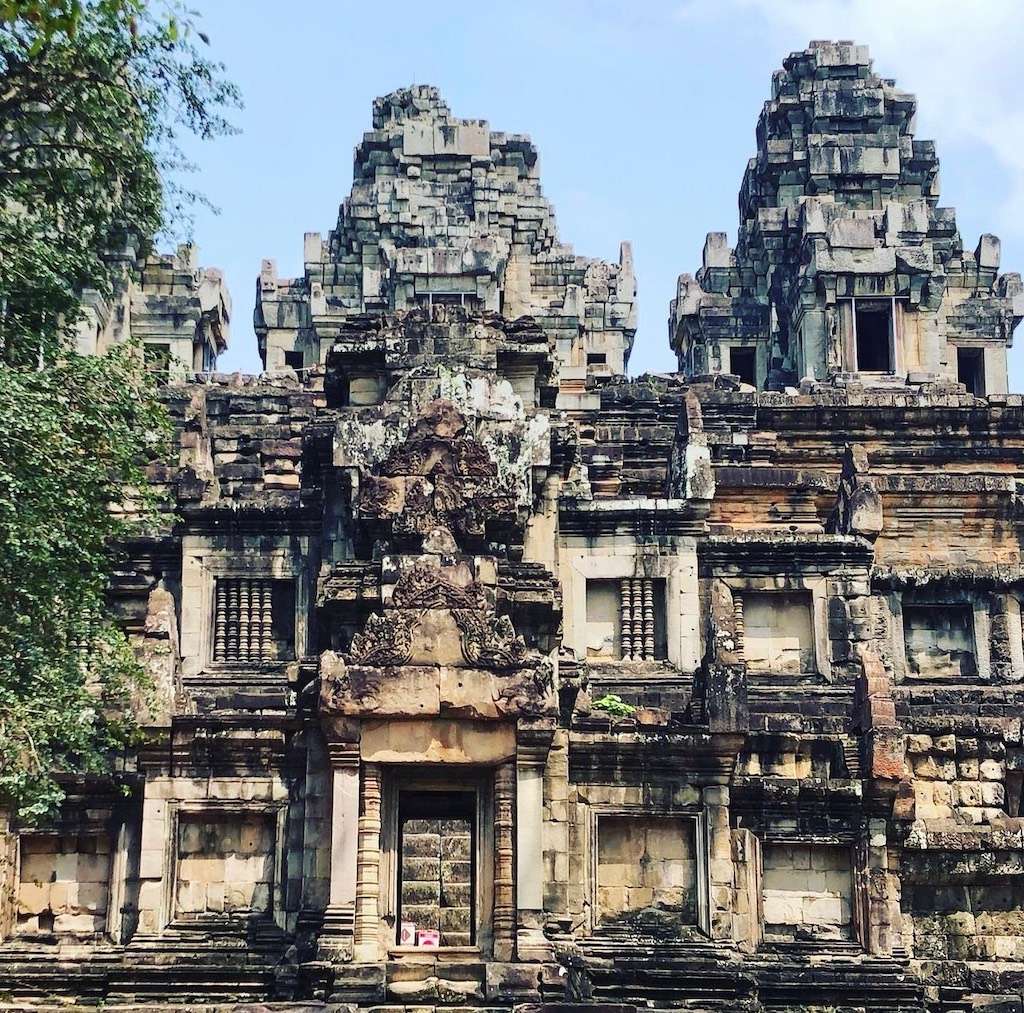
[761,843,853,942]
[15,834,112,937]
[174,814,277,919]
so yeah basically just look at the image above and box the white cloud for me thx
[675,0,1024,237]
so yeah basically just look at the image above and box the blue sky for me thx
[179,0,1024,386]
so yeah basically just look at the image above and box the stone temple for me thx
[4,40,1024,1013]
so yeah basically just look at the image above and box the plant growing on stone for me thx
[592,693,637,718]
[0,0,238,821]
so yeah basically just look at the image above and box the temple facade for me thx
[3,41,1024,1013]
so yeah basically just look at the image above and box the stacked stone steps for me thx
[570,941,925,1012]
[575,944,756,1009]
[748,954,924,1011]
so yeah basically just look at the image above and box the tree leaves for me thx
[0,1,237,821]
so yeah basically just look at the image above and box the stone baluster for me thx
[239,579,251,662]
[226,579,239,661]
[248,579,262,662]
[260,581,273,661]
[733,593,745,659]
[214,581,227,662]
[631,579,644,661]
[643,578,655,660]
[619,578,633,661]
[493,761,515,960]
[354,762,382,961]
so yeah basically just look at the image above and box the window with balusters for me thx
[212,578,296,664]
[585,577,667,661]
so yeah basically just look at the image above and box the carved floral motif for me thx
[342,566,531,672]
[346,610,417,666]
[453,608,528,670]
[390,564,487,610]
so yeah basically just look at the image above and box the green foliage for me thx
[1,0,239,368]
[592,693,637,718]
[0,349,172,821]
[0,1,238,820]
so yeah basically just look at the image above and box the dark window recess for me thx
[855,300,893,372]
[283,350,304,370]
[903,604,977,678]
[587,353,608,366]
[144,343,171,380]
[397,790,475,947]
[957,347,985,395]
[213,578,295,663]
[729,346,757,386]
[1007,767,1024,818]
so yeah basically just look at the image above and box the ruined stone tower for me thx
[4,41,1024,1013]
[255,84,636,401]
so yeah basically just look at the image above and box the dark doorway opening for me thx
[854,300,893,372]
[957,347,985,395]
[729,346,757,386]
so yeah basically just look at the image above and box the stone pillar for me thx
[731,828,762,953]
[517,730,553,960]
[319,740,360,960]
[353,762,382,962]
[703,784,734,940]
[493,760,515,960]
[856,818,899,955]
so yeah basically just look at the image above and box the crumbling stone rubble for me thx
[3,40,1024,1013]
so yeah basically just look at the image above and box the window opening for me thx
[144,343,172,381]
[957,347,985,395]
[854,299,893,372]
[729,346,757,386]
[585,578,667,661]
[596,815,698,934]
[740,591,815,674]
[213,578,295,663]
[902,604,976,678]
[762,843,853,942]
[339,372,383,407]
[175,813,275,920]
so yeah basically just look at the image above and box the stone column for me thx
[319,740,360,960]
[516,729,553,960]
[353,762,382,962]
[493,761,515,960]
[703,784,734,940]
[856,818,899,955]
[730,828,762,953]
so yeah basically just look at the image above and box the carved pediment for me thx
[320,563,555,721]
[355,399,520,546]
[344,565,528,671]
